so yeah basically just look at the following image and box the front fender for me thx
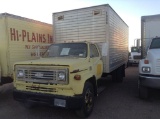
[139,59,152,74]
[70,71,94,95]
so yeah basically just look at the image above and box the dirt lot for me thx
[1,66,160,119]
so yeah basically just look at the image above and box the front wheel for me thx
[75,82,94,118]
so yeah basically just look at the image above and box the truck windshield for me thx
[43,43,87,58]
[150,38,160,49]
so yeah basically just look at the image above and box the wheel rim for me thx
[84,88,93,112]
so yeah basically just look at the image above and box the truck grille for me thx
[24,70,56,80]
[133,55,141,59]
[16,66,68,84]
[156,59,160,73]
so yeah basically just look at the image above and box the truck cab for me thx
[128,46,141,65]
[138,37,160,98]
[13,42,103,117]
[128,39,141,66]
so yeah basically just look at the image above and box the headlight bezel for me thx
[57,71,66,81]
[142,66,151,73]
[17,69,25,78]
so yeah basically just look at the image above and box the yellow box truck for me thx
[13,4,128,118]
[0,13,53,84]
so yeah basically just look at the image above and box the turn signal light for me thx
[144,60,149,64]
[74,75,81,80]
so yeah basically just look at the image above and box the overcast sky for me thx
[1,0,160,48]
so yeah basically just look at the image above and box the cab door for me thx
[89,44,103,79]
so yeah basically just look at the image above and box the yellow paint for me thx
[13,42,103,97]
[0,13,53,77]
[97,64,102,76]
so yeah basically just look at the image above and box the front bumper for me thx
[129,59,139,64]
[139,74,160,88]
[13,89,83,109]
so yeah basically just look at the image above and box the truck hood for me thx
[15,57,88,66]
[147,49,160,59]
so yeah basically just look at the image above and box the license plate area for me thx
[54,99,66,107]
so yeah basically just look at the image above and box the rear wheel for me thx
[112,70,117,82]
[112,66,124,83]
[75,82,94,118]
[117,68,123,83]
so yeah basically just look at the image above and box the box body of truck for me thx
[141,15,160,58]
[13,4,128,118]
[0,13,53,82]
[53,4,129,73]
[139,14,160,98]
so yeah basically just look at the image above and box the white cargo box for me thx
[141,14,160,58]
[53,4,128,73]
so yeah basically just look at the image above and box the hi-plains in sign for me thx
[10,28,53,57]
[10,28,53,44]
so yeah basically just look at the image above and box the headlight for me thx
[17,70,25,78]
[142,67,151,73]
[58,72,66,81]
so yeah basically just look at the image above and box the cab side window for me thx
[90,44,99,57]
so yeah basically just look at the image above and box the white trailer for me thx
[139,14,160,98]
[53,4,129,74]
[141,14,160,58]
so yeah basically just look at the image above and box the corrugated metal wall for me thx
[53,4,128,73]
[108,6,128,72]
[53,5,107,43]
[141,15,160,58]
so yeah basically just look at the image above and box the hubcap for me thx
[85,88,93,111]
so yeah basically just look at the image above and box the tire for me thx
[75,82,94,118]
[138,84,149,99]
[112,66,123,83]
[117,68,123,83]
[112,70,117,82]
